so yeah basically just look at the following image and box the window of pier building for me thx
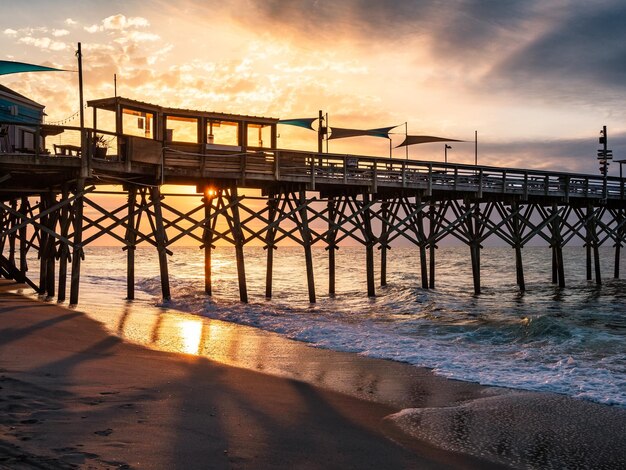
[122,108,154,139]
[246,123,271,149]
[206,120,239,147]
[165,116,199,143]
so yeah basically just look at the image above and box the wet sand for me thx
[1,280,625,469]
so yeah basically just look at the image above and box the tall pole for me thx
[405,122,408,160]
[474,130,478,166]
[318,110,324,154]
[77,42,88,178]
[114,73,117,97]
[325,113,329,153]
[77,43,84,130]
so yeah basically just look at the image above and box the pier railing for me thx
[2,125,623,201]
[164,147,623,201]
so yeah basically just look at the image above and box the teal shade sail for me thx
[0,60,68,76]
[278,117,317,131]
[328,125,399,140]
[396,135,463,147]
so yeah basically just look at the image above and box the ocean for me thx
[28,244,626,407]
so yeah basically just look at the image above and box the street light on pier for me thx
[444,144,451,164]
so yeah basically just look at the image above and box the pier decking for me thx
[1,97,625,303]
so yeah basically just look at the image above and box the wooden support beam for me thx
[150,186,171,301]
[362,193,376,297]
[203,192,214,296]
[19,197,28,277]
[586,205,592,281]
[551,203,565,288]
[229,186,248,303]
[615,208,623,279]
[416,197,428,289]
[38,194,49,295]
[299,189,316,303]
[429,203,436,289]
[8,199,16,267]
[45,192,58,298]
[469,202,481,295]
[57,185,71,302]
[591,208,602,286]
[69,179,85,304]
[327,198,337,296]
[265,194,278,299]
[126,186,137,299]
[512,202,525,292]
[380,200,390,287]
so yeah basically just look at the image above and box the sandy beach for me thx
[1,280,625,469]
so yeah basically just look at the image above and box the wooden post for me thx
[551,203,565,288]
[615,209,623,279]
[362,193,375,297]
[38,194,49,295]
[265,193,278,299]
[299,189,316,303]
[203,191,214,296]
[18,197,28,279]
[57,185,71,302]
[45,192,57,298]
[591,209,601,285]
[126,186,137,299]
[229,186,248,303]
[512,201,525,291]
[429,203,436,289]
[69,179,85,304]
[8,199,16,267]
[327,198,337,296]
[470,202,481,295]
[417,198,428,289]
[380,200,390,287]
[552,245,558,284]
[150,185,171,301]
[586,205,592,281]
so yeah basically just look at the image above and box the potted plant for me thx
[94,134,109,159]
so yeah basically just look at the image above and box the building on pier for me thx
[0,85,45,154]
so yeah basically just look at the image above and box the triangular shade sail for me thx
[0,60,68,76]
[396,135,464,148]
[278,117,317,131]
[328,125,398,140]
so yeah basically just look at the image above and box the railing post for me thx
[274,151,280,180]
[523,172,529,201]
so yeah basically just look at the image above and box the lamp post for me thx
[444,144,451,164]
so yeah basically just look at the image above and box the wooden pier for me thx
[1,96,625,303]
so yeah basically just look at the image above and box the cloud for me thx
[65,18,77,26]
[168,0,626,106]
[85,14,151,33]
[17,36,68,51]
[490,3,626,94]
[3,28,18,37]
[52,29,70,37]
[480,132,626,175]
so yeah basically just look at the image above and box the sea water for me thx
[36,245,626,407]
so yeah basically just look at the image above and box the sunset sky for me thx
[2,0,626,175]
